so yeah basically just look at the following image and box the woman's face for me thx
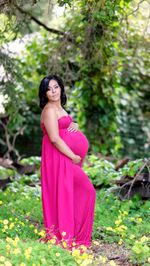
[46,79,61,102]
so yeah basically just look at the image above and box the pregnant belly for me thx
[61,129,89,159]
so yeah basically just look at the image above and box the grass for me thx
[93,189,150,265]
[0,159,150,265]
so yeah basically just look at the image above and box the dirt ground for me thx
[89,240,133,266]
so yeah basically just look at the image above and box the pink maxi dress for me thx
[40,114,96,249]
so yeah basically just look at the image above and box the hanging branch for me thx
[126,159,148,199]
[13,3,74,42]
[0,0,9,8]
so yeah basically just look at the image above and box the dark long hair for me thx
[38,74,67,109]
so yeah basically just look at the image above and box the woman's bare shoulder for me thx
[41,106,57,123]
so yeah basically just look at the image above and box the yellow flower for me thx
[13,248,21,254]
[3,219,9,225]
[6,237,12,243]
[72,249,80,257]
[116,225,127,233]
[38,230,45,237]
[81,252,88,259]
[55,253,60,257]
[115,220,122,226]
[148,258,150,263]
[140,236,149,243]
[61,231,66,236]
[99,256,107,263]
[9,223,15,229]
[6,244,11,250]
[120,225,127,230]
[15,236,20,241]
[62,241,67,248]
[34,229,38,234]
[80,245,87,251]
[130,217,135,221]
[92,240,100,245]
[72,241,77,246]
[4,225,9,230]
[20,263,26,266]
[12,237,20,246]
[106,227,114,231]
[123,211,128,216]
[136,217,142,223]
[129,234,135,240]
[25,254,30,260]
[80,259,92,266]
[76,259,82,264]
[109,261,117,266]
[118,239,123,245]
[0,200,3,205]
[0,256,6,262]
[4,261,12,266]
[24,247,32,260]
[49,239,56,244]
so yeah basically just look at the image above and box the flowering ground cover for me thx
[0,157,149,266]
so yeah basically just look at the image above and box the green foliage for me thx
[0,162,92,265]
[114,31,150,158]
[0,14,18,45]
[0,0,149,160]
[83,155,117,187]
[20,156,41,167]
[60,0,124,156]
[0,166,16,180]
[94,189,150,265]
[0,239,77,266]
[1,168,150,264]
[3,0,125,158]
[131,238,150,265]
[57,0,73,7]
[0,155,150,265]
[83,154,144,187]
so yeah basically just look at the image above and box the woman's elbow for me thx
[50,135,60,143]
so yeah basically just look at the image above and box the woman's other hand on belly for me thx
[67,122,79,132]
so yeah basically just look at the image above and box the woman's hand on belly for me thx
[67,122,79,132]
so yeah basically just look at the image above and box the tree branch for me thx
[13,3,74,42]
[128,0,146,16]
[0,0,9,8]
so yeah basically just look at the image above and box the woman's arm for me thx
[43,107,76,160]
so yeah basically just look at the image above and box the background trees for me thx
[0,2,149,265]
[0,0,149,160]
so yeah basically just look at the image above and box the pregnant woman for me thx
[39,74,96,250]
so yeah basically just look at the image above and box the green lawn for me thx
[0,161,149,266]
